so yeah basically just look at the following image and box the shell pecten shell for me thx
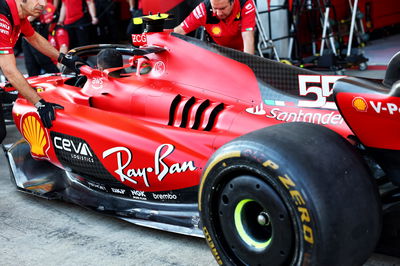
[22,115,47,156]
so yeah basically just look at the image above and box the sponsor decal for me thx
[203,227,223,265]
[153,61,165,77]
[246,103,344,125]
[0,50,9,54]
[130,189,147,200]
[21,114,50,158]
[368,100,400,114]
[352,97,368,112]
[246,102,266,115]
[103,144,197,187]
[152,192,177,201]
[131,33,147,46]
[87,181,107,192]
[91,77,104,90]
[110,187,126,195]
[263,160,314,245]
[193,5,205,19]
[0,15,11,35]
[298,75,345,109]
[245,3,254,10]
[235,12,241,19]
[53,135,94,163]
[244,3,255,15]
[211,26,222,36]
[267,107,343,125]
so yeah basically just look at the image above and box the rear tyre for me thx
[199,122,381,265]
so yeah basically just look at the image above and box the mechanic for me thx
[126,0,143,35]
[173,0,256,54]
[57,0,98,48]
[97,48,123,78]
[22,2,59,76]
[48,24,70,64]
[0,0,85,144]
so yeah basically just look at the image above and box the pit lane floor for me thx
[1,128,400,266]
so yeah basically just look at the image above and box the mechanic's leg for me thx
[32,47,59,74]
[65,25,79,49]
[76,25,90,46]
[22,39,41,77]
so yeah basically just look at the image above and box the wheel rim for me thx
[234,199,272,249]
[216,175,294,265]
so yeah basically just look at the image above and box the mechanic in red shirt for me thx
[48,23,69,63]
[57,0,98,48]
[0,0,85,143]
[22,2,60,76]
[174,0,256,54]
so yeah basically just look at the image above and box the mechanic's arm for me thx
[57,3,66,25]
[242,30,255,55]
[53,0,59,9]
[25,32,60,62]
[0,54,41,105]
[173,25,187,35]
[86,0,98,25]
[127,0,135,10]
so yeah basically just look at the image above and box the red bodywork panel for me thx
[12,31,353,193]
[336,91,400,150]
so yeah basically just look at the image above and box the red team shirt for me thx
[0,0,35,54]
[180,0,256,51]
[62,0,89,25]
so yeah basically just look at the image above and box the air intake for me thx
[168,95,224,131]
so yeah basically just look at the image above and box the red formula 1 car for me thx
[3,15,400,265]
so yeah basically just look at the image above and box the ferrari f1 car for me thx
[3,15,400,265]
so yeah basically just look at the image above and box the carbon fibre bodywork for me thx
[4,31,358,236]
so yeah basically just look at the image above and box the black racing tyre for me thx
[199,122,381,266]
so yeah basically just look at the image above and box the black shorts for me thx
[0,89,18,144]
[0,100,6,144]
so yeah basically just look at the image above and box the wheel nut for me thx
[257,212,270,226]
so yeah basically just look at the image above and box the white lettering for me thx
[267,108,344,125]
[369,101,382,113]
[298,75,345,108]
[103,144,197,187]
[111,188,125,194]
[387,103,398,114]
[53,136,93,157]
[102,147,142,185]
[152,193,177,200]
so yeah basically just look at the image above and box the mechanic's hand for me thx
[58,53,86,74]
[35,99,64,129]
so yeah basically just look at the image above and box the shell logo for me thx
[352,97,368,112]
[22,115,48,157]
[211,26,222,36]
